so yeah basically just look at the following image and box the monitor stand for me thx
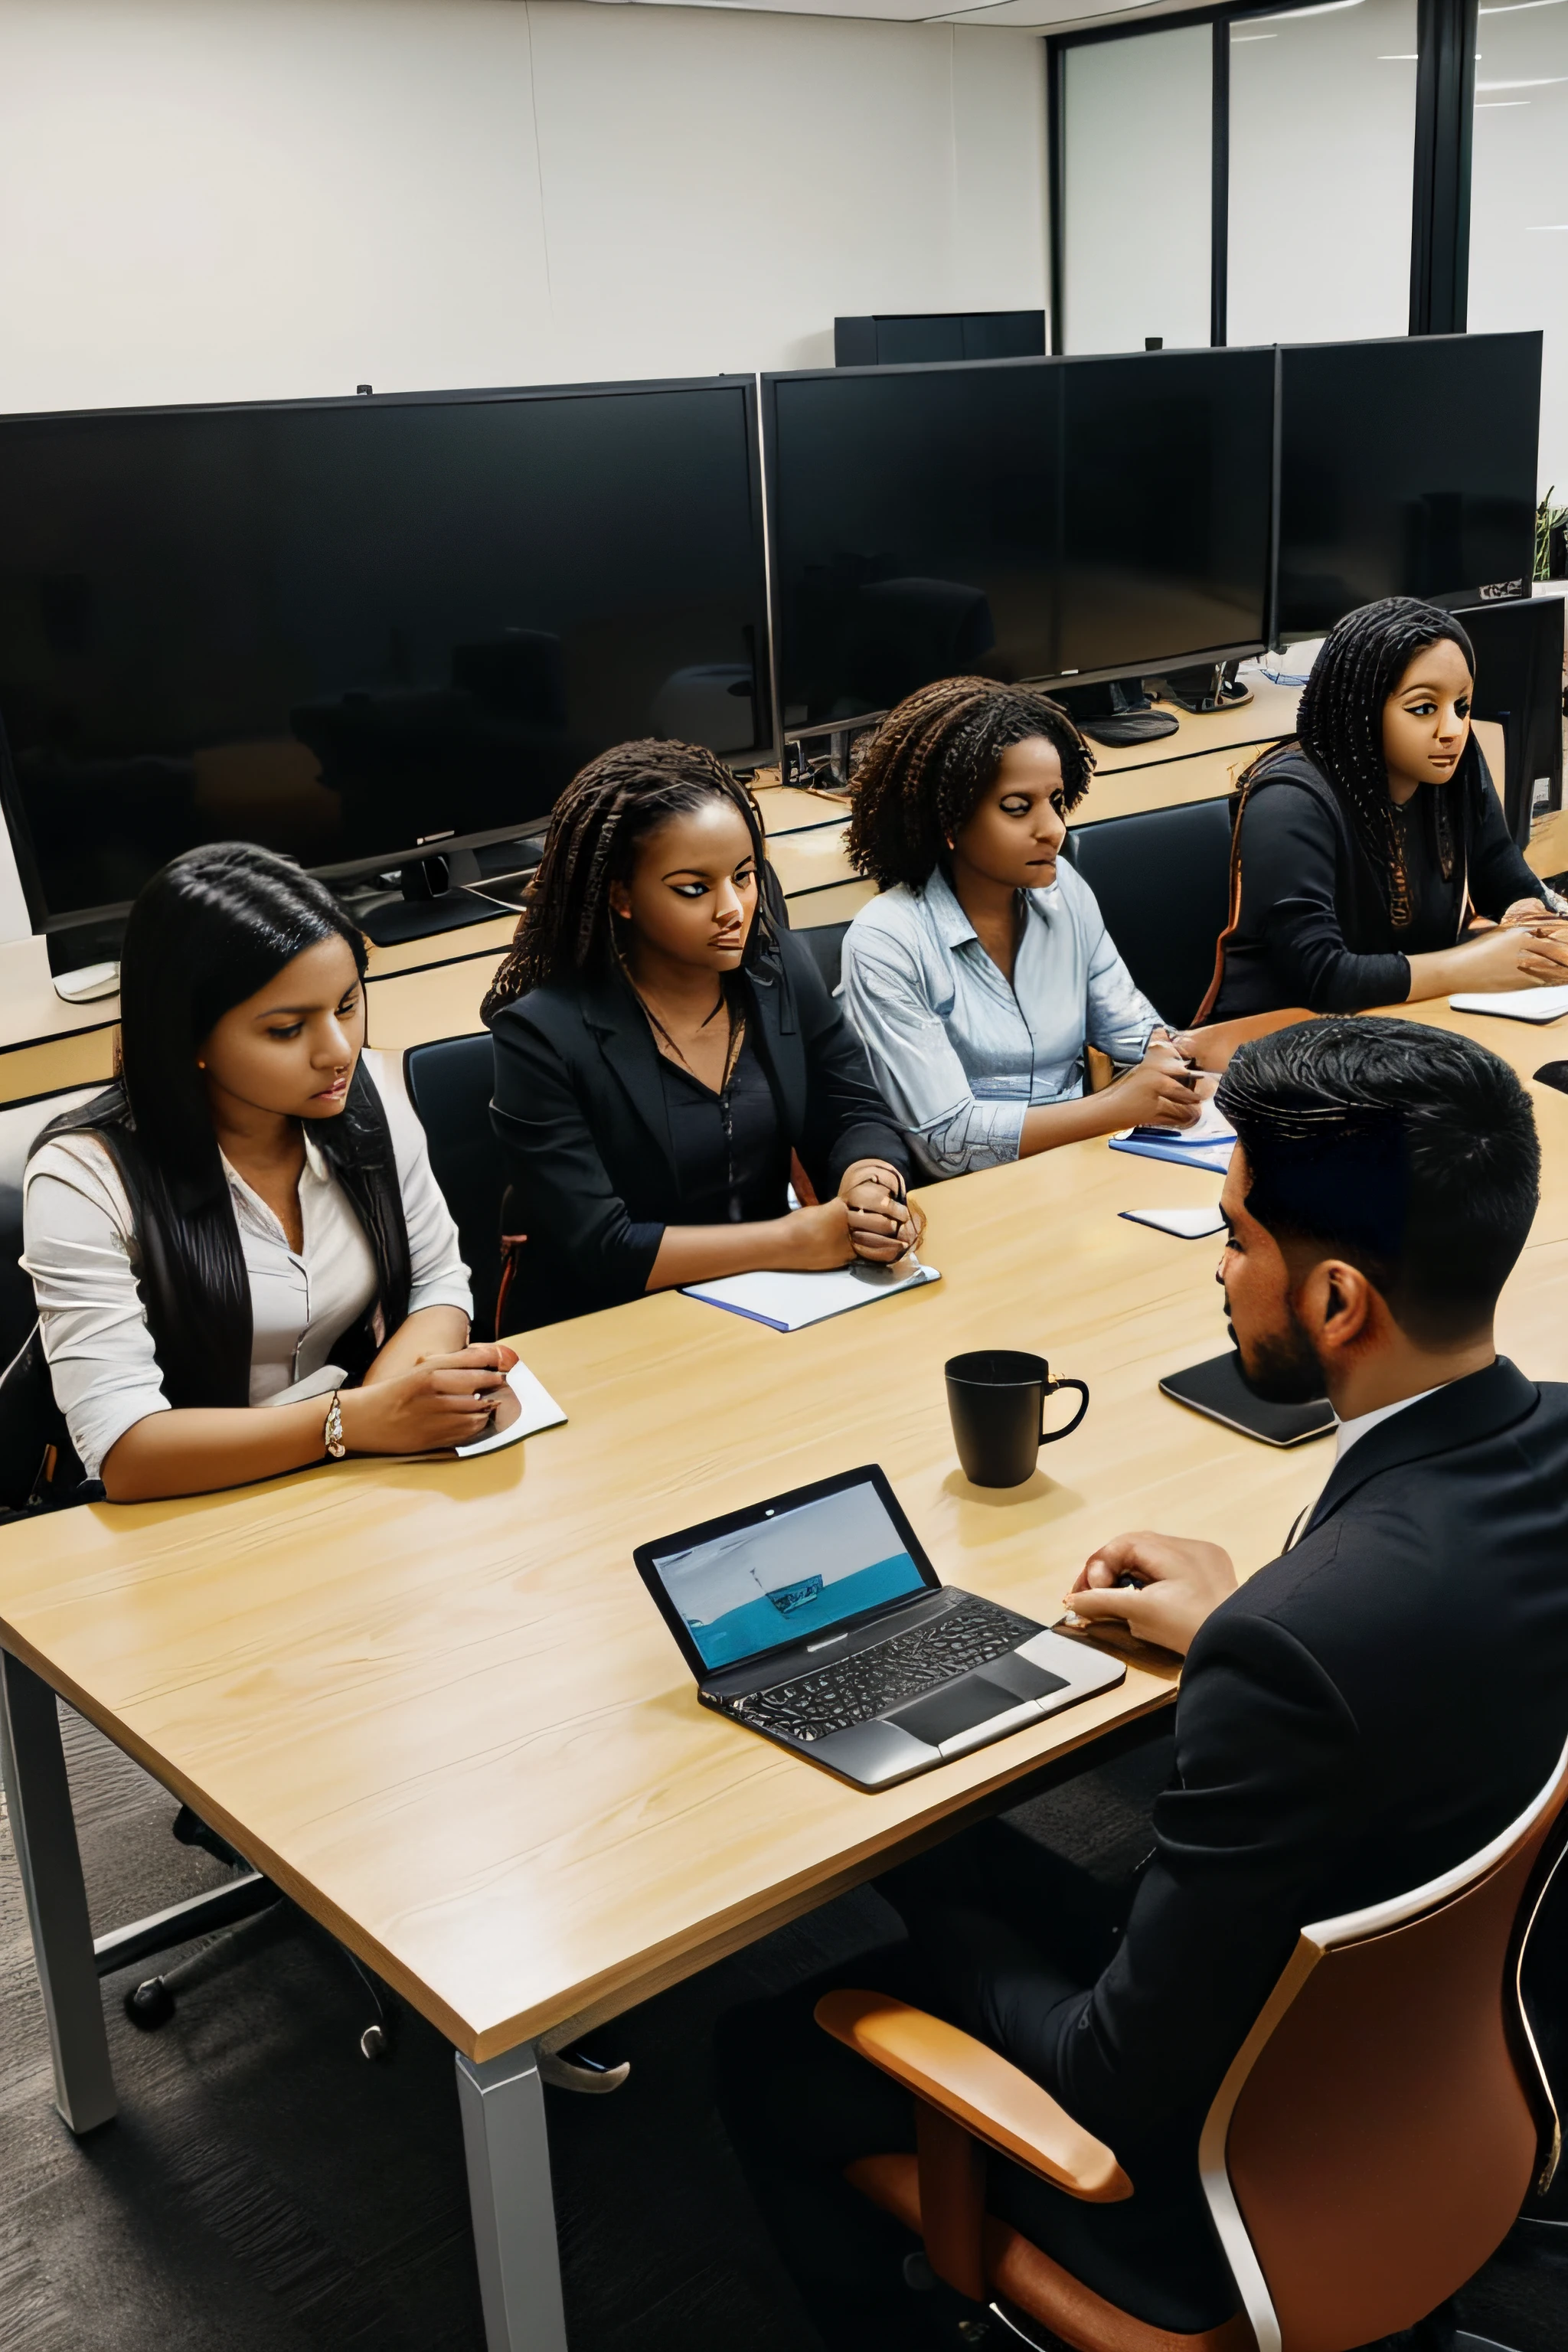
[1057,678,1180,749]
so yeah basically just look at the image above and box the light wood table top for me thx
[4,1006,1566,2068]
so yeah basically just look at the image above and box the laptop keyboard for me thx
[720,1596,1035,1744]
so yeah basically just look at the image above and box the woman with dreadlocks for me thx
[1203,596,1568,1020]
[839,677,1202,1178]
[483,740,915,1328]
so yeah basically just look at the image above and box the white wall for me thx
[0,0,1050,411]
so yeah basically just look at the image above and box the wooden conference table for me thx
[3,998,1568,2352]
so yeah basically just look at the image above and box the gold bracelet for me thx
[322,1388,346,1459]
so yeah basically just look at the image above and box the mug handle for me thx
[1039,1376,1090,1444]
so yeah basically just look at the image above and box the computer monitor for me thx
[1276,332,1542,639]
[762,348,1275,735]
[0,377,773,942]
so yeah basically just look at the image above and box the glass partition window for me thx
[1227,0,1419,347]
[1061,25,1212,355]
[1467,0,1568,495]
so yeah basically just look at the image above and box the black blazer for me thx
[1207,741,1540,1019]
[488,929,910,1327]
[1040,1360,1568,2158]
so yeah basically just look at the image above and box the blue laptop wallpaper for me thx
[650,1481,926,1671]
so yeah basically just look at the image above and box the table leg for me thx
[456,2043,568,2352]
[0,1648,117,2134]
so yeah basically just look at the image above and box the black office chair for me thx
[1066,799,1234,1031]
[793,920,850,996]
[403,1034,506,1341]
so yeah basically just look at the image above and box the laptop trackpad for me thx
[887,1673,1027,1749]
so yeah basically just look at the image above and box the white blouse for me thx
[21,1052,472,1479]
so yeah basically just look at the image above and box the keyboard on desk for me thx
[721,1595,1037,1744]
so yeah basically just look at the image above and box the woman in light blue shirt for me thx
[841,678,1203,1179]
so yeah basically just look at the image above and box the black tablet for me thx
[1159,1351,1335,1448]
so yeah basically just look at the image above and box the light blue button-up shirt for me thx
[841,863,1165,1179]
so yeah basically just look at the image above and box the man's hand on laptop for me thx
[1062,1532,1237,1657]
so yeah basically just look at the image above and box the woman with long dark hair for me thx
[1203,596,1568,1019]
[22,844,510,1502]
[839,677,1201,1178]
[483,740,916,1328]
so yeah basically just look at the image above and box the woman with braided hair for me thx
[1204,596,1568,1019]
[840,677,1202,1178]
[484,739,914,1328]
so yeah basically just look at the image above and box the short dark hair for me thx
[846,677,1094,893]
[1216,1016,1539,1346]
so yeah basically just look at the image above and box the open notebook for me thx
[1110,1096,1236,1175]
[682,1259,940,1332]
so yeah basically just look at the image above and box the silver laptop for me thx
[635,1463,1125,1791]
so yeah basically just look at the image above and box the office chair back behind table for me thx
[402,1034,505,1341]
[1066,799,1235,1033]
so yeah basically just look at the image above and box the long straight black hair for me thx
[36,844,412,1408]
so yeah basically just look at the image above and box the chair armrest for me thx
[815,1989,1132,2203]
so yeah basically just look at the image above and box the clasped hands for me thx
[1060,1529,1240,1657]
[1462,898,1568,988]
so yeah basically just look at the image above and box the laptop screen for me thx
[645,1477,927,1672]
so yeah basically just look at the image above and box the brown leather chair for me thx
[817,1733,1568,2352]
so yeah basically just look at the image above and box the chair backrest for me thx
[402,1034,506,1342]
[793,920,851,996]
[1200,1734,1568,2352]
[1067,799,1234,1031]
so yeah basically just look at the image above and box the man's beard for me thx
[1227,1308,1328,1405]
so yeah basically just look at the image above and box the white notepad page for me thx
[1449,986,1568,1025]
[681,1259,940,1332]
[1119,1204,1227,1238]
[453,1360,568,1457]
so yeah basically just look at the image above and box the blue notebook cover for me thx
[1110,1133,1234,1176]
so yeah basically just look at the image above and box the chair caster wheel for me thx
[360,2023,389,2060]
[125,1976,176,2030]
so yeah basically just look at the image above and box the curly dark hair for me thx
[482,739,770,1019]
[844,677,1095,892]
[1240,597,1476,913]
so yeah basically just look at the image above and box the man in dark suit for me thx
[719,1016,1568,2350]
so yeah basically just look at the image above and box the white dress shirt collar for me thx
[1334,1382,1449,1462]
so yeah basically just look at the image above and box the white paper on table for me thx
[454,1360,568,1457]
[1119,1204,1227,1239]
[1123,1096,1236,1148]
[681,1259,940,1332]
[1449,985,1568,1025]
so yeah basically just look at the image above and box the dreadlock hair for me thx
[1247,598,1476,916]
[482,740,770,1019]
[845,678,1095,893]
[1217,1014,1537,1348]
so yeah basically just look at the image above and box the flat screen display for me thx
[763,347,1274,729]
[1276,332,1541,638]
[645,1476,927,1673]
[0,379,772,923]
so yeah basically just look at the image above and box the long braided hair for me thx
[482,740,772,1019]
[845,678,1095,893]
[1259,598,1477,920]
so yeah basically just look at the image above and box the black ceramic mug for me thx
[944,1349,1091,1488]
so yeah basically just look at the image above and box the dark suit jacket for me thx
[1043,1359,1568,2157]
[488,929,910,1328]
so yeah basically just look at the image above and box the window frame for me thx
[1045,0,1478,353]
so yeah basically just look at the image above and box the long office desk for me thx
[4,1018,1568,2352]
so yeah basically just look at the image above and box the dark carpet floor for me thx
[2,1708,1563,2352]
